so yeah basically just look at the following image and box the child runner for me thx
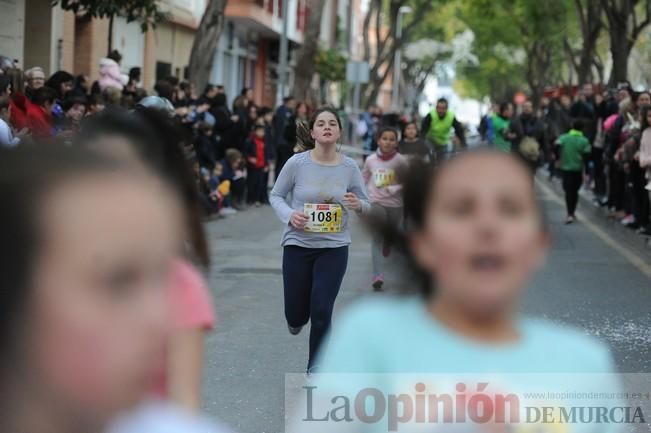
[492,101,516,152]
[362,126,409,291]
[555,119,591,224]
[399,121,431,161]
[270,106,370,373]
[310,149,617,431]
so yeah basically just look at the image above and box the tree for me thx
[459,0,568,105]
[293,0,327,104]
[361,0,440,107]
[187,0,228,94]
[51,0,165,54]
[600,0,651,85]
[563,0,603,85]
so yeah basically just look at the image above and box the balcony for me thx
[226,0,304,43]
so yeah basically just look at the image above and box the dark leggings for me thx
[282,245,349,369]
[247,167,266,204]
[562,170,583,216]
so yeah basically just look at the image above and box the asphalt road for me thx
[200,176,651,433]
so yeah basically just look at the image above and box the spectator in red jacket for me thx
[27,87,56,139]
[5,68,30,131]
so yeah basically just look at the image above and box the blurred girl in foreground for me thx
[77,106,215,412]
[319,149,616,374]
[0,144,211,432]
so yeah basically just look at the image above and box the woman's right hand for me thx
[290,211,309,230]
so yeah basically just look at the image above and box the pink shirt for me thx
[362,152,409,208]
[151,259,215,396]
[170,259,215,330]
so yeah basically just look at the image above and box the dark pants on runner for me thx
[282,245,349,369]
[562,170,583,216]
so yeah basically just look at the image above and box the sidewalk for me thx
[536,170,651,265]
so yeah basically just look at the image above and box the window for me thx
[156,62,172,82]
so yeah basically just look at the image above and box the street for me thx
[200,176,651,433]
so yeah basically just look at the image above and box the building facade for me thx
[5,0,359,109]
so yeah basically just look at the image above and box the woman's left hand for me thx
[343,192,361,211]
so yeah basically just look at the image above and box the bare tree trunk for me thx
[108,14,114,54]
[188,0,228,93]
[366,54,395,106]
[293,0,327,104]
[361,0,435,107]
[600,0,651,86]
[608,35,632,86]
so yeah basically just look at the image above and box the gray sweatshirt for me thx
[270,151,371,248]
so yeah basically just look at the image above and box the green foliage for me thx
[51,0,166,32]
[315,48,347,82]
[456,0,570,101]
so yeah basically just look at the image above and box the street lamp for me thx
[278,0,290,107]
[392,5,412,112]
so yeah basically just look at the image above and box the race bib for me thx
[373,168,396,187]
[304,204,343,233]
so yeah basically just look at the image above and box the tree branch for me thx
[633,0,651,40]
[362,0,374,62]
[563,37,580,73]
[574,0,587,35]
[374,0,382,61]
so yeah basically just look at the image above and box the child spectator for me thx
[209,162,237,216]
[61,95,87,133]
[195,121,216,170]
[222,148,246,209]
[87,93,106,115]
[0,95,21,147]
[7,68,30,132]
[555,119,592,224]
[27,86,56,139]
[245,123,269,207]
[99,51,125,92]
[192,160,219,217]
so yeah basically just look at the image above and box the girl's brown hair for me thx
[376,126,399,141]
[296,106,343,151]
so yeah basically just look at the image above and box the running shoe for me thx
[288,324,303,335]
[372,275,384,291]
[638,227,651,236]
[565,215,575,225]
[620,215,635,226]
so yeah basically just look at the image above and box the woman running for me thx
[270,106,370,373]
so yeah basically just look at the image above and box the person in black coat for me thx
[211,93,239,151]
[272,96,296,178]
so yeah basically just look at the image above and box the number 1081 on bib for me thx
[303,203,343,233]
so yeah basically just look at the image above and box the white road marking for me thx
[536,178,651,279]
